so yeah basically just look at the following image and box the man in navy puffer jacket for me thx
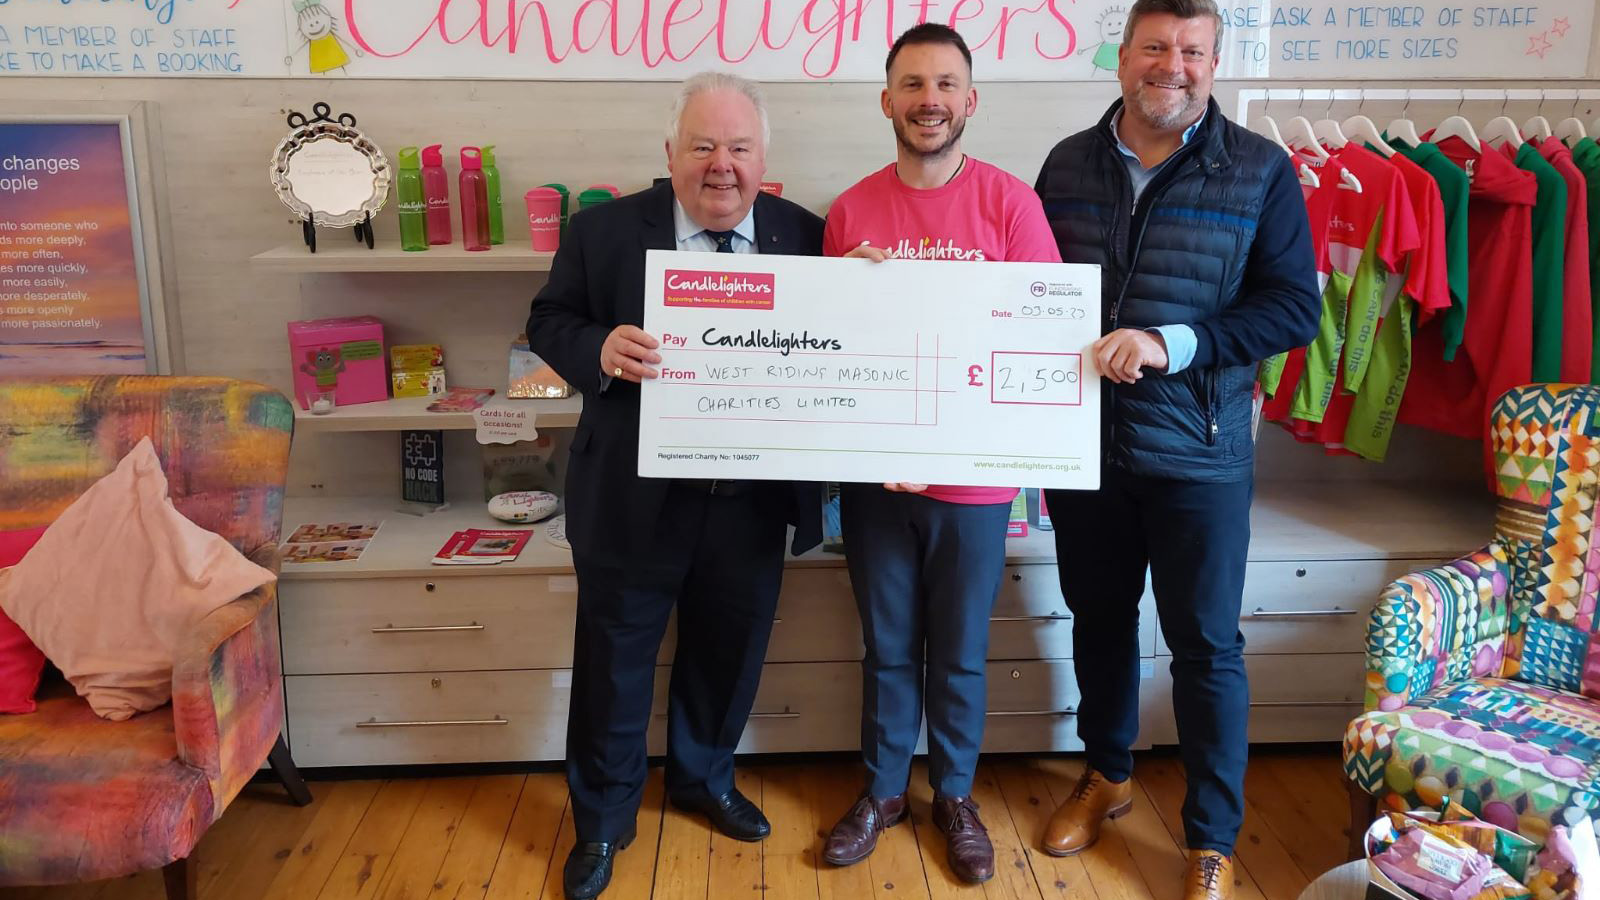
[1033,2,1318,897]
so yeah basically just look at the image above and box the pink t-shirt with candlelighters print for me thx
[822,158,1062,506]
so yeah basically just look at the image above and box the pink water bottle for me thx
[458,147,490,252]
[525,187,562,252]
[421,144,451,245]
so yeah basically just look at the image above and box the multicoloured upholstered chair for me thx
[1343,384,1600,859]
[0,376,311,900]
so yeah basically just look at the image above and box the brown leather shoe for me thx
[822,793,908,866]
[1040,768,1134,856]
[933,796,994,884]
[1183,850,1235,900]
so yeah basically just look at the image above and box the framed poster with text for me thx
[0,116,163,375]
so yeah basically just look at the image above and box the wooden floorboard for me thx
[14,748,1346,900]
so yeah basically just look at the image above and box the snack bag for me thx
[1374,827,1496,899]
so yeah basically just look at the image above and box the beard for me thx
[1130,80,1206,131]
[892,108,967,161]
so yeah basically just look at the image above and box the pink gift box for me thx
[287,316,388,410]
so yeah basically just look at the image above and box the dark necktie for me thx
[708,230,736,253]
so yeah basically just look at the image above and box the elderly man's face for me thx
[667,89,767,233]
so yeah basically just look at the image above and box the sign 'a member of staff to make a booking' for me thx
[0,1,1590,80]
[638,251,1102,491]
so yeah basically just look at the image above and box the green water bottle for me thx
[482,144,505,245]
[396,146,428,251]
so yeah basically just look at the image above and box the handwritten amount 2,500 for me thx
[997,366,1078,394]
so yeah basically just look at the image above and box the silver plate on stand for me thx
[270,106,390,228]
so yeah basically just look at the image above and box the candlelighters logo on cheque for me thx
[663,269,776,310]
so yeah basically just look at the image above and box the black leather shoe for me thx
[562,826,635,900]
[668,786,772,841]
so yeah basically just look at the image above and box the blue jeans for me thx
[840,486,1011,799]
[1046,469,1252,855]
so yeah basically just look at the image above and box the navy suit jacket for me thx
[526,181,826,564]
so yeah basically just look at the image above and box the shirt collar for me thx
[1112,106,1207,164]
[673,198,757,246]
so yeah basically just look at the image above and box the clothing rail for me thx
[1235,88,1600,127]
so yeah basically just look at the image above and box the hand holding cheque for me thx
[635,249,1103,490]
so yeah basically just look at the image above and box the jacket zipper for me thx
[1206,370,1218,446]
[1103,141,1219,447]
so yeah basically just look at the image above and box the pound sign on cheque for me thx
[967,365,984,387]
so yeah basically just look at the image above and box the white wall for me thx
[4,66,1583,497]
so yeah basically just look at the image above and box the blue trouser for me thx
[840,486,1011,799]
[1046,469,1252,855]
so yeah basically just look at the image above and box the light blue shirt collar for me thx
[1111,107,1207,169]
[673,199,756,248]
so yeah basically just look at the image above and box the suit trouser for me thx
[566,481,788,841]
[840,486,1011,799]
[1045,468,1252,855]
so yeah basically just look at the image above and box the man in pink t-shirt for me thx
[817,23,1060,887]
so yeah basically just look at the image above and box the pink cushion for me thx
[0,527,48,714]
[0,438,275,721]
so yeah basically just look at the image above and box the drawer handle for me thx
[1248,700,1362,709]
[990,613,1069,623]
[656,710,799,719]
[986,708,1077,718]
[356,715,509,728]
[371,623,487,633]
[1247,608,1358,619]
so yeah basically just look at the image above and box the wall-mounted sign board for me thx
[0,116,165,375]
[0,2,1590,81]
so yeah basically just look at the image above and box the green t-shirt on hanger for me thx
[1569,137,1600,382]
[1386,136,1471,361]
[1510,141,1569,383]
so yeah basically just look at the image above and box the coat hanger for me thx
[1255,109,1321,188]
[1557,94,1589,146]
[1483,117,1525,149]
[1343,94,1396,157]
[1284,91,1330,161]
[1334,161,1362,193]
[1433,92,1482,151]
[1522,90,1554,142]
[1386,90,1423,147]
[1483,92,1525,149]
[1311,90,1349,149]
[1250,113,1290,152]
[1257,92,1320,189]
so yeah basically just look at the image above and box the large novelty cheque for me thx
[637,251,1101,490]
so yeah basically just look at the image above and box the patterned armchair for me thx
[1343,384,1600,858]
[0,376,311,899]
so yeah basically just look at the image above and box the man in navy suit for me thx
[526,72,824,900]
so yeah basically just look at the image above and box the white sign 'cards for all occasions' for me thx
[0,1,1590,80]
[638,251,1101,490]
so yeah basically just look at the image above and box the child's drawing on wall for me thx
[285,0,363,75]
[1080,5,1128,77]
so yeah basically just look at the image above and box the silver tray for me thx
[269,113,390,227]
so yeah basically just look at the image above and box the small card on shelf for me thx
[427,387,496,413]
